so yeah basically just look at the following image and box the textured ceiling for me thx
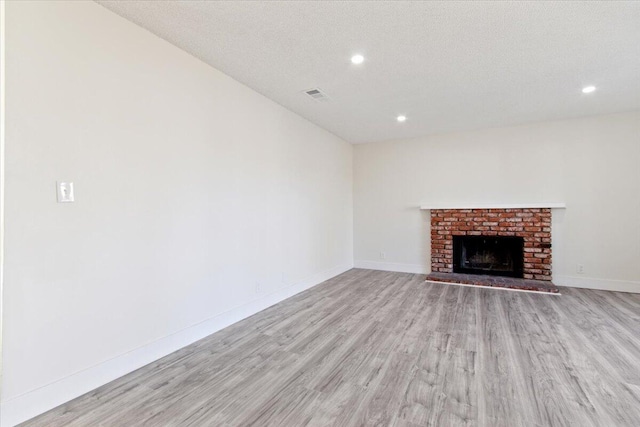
[96,1,640,144]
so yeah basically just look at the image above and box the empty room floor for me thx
[22,269,640,426]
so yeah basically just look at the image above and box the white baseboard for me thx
[0,262,353,427]
[554,275,640,293]
[354,260,427,274]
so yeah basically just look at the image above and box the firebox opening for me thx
[453,235,524,278]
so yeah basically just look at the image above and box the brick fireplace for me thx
[430,208,552,281]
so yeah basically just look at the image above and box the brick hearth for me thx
[430,208,552,281]
[426,272,559,293]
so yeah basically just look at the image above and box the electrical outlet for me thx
[57,181,75,203]
[380,251,386,260]
[577,264,584,274]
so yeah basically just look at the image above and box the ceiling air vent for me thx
[303,88,330,102]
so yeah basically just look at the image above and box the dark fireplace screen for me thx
[453,235,524,278]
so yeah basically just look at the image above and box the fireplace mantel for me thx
[420,203,566,210]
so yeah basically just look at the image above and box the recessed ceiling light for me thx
[351,54,364,65]
[582,86,596,94]
[397,115,407,122]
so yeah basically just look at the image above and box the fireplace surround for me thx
[430,208,552,281]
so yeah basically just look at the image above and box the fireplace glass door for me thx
[453,236,524,278]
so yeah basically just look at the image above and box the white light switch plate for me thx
[57,181,74,203]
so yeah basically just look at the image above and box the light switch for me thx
[57,181,74,203]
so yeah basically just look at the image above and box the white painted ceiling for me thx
[96,1,640,144]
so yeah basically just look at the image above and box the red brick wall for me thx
[430,208,552,281]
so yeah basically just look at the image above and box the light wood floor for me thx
[22,269,640,426]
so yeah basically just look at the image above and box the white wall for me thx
[2,1,353,425]
[354,111,640,292]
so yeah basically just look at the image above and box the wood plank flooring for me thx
[21,269,640,426]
